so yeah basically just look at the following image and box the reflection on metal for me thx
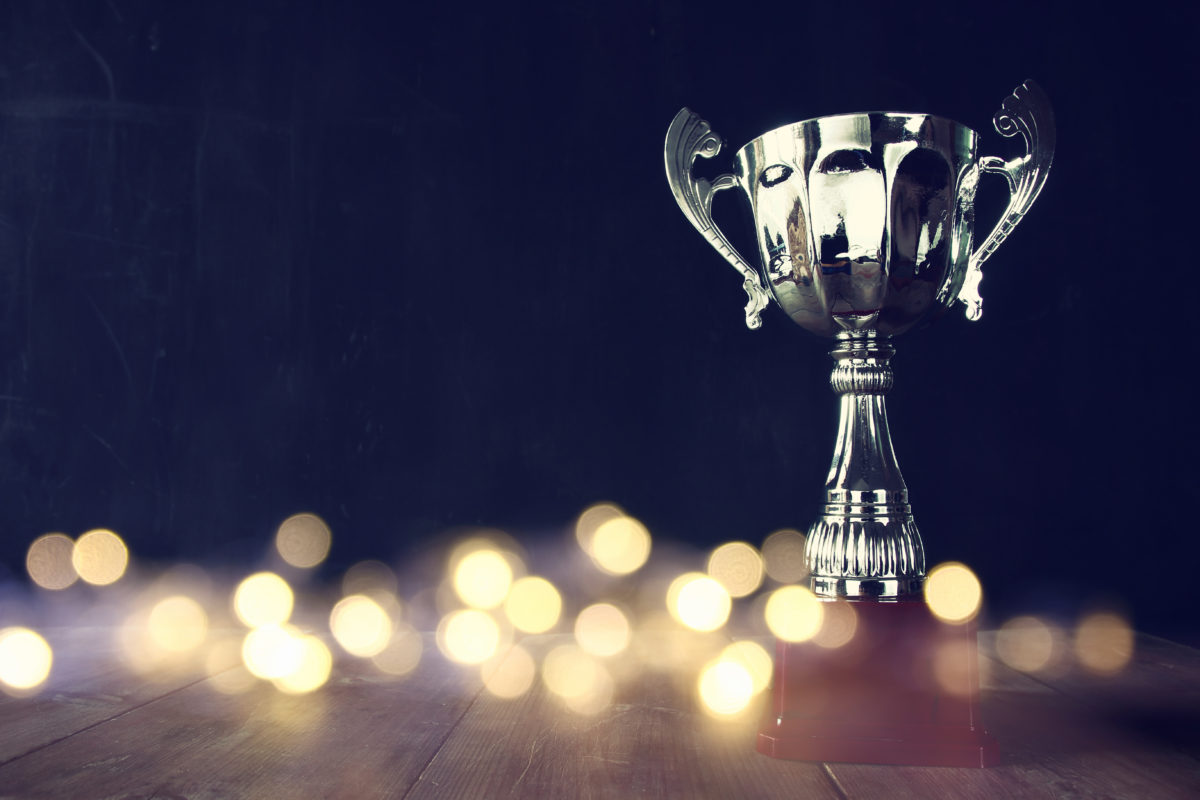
[960,81,1056,320]
[806,332,924,598]
[664,111,770,329]
[665,82,1055,598]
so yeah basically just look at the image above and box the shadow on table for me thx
[984,687,1200,766]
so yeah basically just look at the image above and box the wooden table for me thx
[1,628,1197,799]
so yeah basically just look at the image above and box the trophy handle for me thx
[665,108,770,330]
[958,80,1056,321]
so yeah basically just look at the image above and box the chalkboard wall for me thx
[1,1,1196,638]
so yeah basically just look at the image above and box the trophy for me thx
[665,81,1054,766]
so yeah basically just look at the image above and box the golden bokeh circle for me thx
[71,529,129,586]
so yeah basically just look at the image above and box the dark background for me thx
[0,1,1196,638]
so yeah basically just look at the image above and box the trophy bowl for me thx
[667,80,1053,335]
[665,81,1054,766]
[735,111,980,338]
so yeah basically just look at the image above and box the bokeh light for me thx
[274,512,332,569]
[574,603,631,657]
[117,609,161,674]
[26,533,78,590]
[719,641,773,695]
[504,576,562,634]
[330,594,393,658]
[764,585,824,642]
[574,502,625,557]
[1074,612,1134,675]
[698,659,754,716]
[72,529,129,586]
[706,542,764,598]
[206,638,257,694]
[589,515,652,576]
[482,644,536,699]
[0,627,53,691]
[372,624,424,676]
[761,529,808,584]
[437,609,500,665]
[342,560,399,598]
[242,624,304,680]
[233,572,294,628]
[154,563,214,603]
[924,562,982,624]
[630,611,698,673]
[564,673,614,714]
[667,573,731,632]
[932,638,975,696]
[452,548,513,610]
[996,616,1058,673]
[148,595,209,654]
[369,591,405,626]
[812,600,858,649]
[541,645,613,715]
[274,635,333,694]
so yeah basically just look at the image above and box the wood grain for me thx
[0,636,481,800]
[404,637,840,800]
[1,629,1198,798]
[822,646,1200,800]
[985,633,1200,763]
[0,626,209,766]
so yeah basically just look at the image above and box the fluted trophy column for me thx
[807,331,924,599]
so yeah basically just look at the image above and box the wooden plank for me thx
[0,626,211,766]
[822,647,1200,799]
[4,628,1198,798]
[0,634,482,800]
[981,633,1200,762]
[405,635,841,800]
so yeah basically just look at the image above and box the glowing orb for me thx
[26,533,78,590]
[372,625,424,676]
[707,541,764,598]
[72,529,129,586]
[342,560,399,597]
[589,515,651,575]
[996,615,1058,673]
[330,594,393,658]
[274,512,332,568]
[812,600,857,649]
[698,659,754,716]
[437,609,500,665]
[541,645,613,715]
[275,635,333,694]
[482,644,536,699]
[764,585,824,642]
[242,624,304,680]
[504,576,562,634]
[719,640,773,694]
[0,627,53,691]
[761,529,808,583]
[574,603,631,657]
[453,549,513,609]
[924,562,982,624]
[148,595,209,653]
[667,573,731,632]
[574,503,625,557]
[1074,612,1134,675]
[233,572,294,628]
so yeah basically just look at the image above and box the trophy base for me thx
[756,598,999,768]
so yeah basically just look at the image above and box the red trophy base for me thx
[757,598,999,767]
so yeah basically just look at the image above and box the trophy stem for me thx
[759,330,996,767]
[806,330,926,598]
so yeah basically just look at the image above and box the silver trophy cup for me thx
[665,81,1054,600]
